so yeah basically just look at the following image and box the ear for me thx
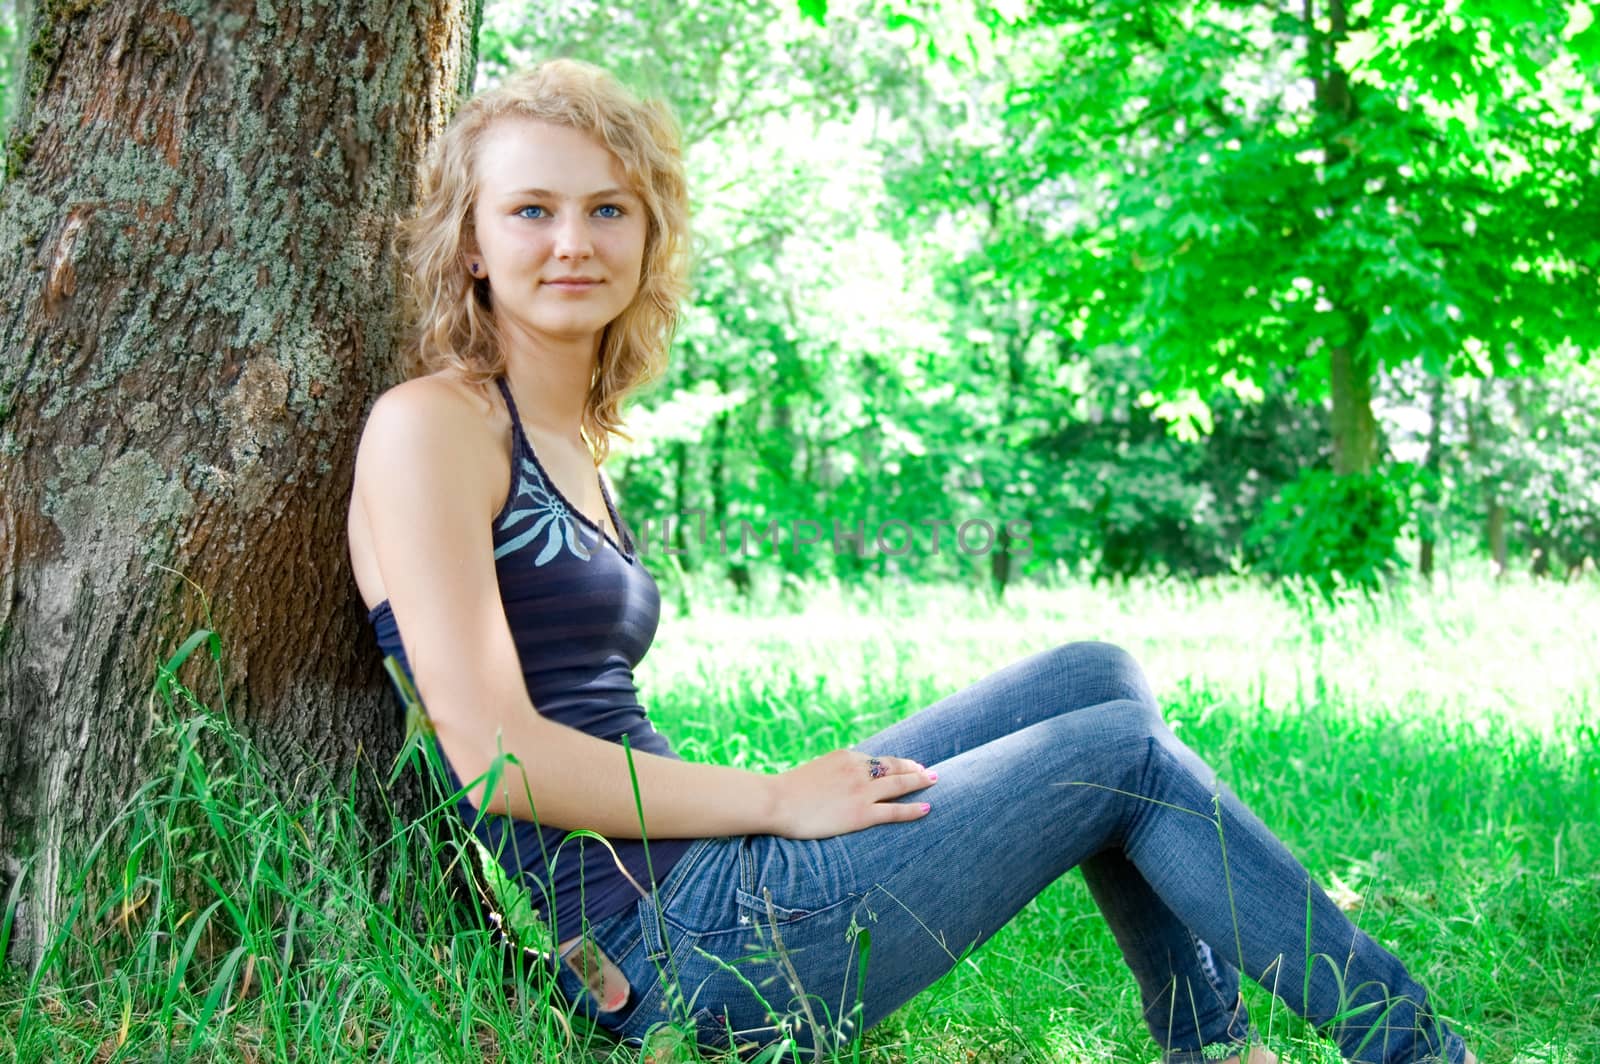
[459,223,485,279]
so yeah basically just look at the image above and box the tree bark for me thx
[1328,338,1378,475]
[0,0,481,965]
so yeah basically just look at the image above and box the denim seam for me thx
[713,835,861,935]
[638,836,721,959]
[1189,933,1252,1041]
[733,886,858,928]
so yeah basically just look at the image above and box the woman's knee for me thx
[1029,697,1167,809]
[1043,640,1158,712]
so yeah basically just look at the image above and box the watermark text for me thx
[615,511,1033,559]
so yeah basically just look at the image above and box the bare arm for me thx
[351,379,934,840]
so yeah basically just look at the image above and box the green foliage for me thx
[154,627,223,711]
[1008,0,1598,386]
[894,0,1597,537]
[1380,348,1600,574]
[477,0,1595,590]
[1246,466,1411,596]
[0,644,619,1062]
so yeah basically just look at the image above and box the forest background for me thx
[1,1,1598,1062]
[468,0,1600,597]
[2,0,1598,597]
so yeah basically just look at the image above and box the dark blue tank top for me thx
[369,378,690,943]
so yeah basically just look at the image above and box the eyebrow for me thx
[504,187,639,200]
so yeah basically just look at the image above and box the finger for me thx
[862,755,931,780]
[872,771,937,801]
[870,799,931,825]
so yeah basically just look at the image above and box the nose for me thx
[552,213,594,261]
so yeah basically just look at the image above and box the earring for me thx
[469,263,481,275]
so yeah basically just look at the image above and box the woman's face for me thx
[466,118,648,350]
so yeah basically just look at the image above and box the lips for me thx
[543,276,602,289]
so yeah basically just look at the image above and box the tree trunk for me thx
[0,0,481,966]
[1487,498,1509,578]
[710,363,728,522]
[1329,339,1378,474]
[1418,372,1447,578]
[1308,0,1379,476]
[990,321,1027,598]
[990,525,1013,599]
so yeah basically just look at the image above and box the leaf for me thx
[468,835,554,956]
[1171,210,1209,241]
[1571,10,1600,70]
[798,0,827,26]
[153,629,221,710]
[383,656,434,784]
[190,944,248,1046]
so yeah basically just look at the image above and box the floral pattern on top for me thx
[494,455,593,565]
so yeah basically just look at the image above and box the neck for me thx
[499,321,602,441]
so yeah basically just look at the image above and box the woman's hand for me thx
[770,750,937,839]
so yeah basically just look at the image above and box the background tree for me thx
[857,0,1593,585]
[0,0,481,964]
[1002,0,1597,468]
[873,0,1598,588]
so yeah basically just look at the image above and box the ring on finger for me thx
[867,756,888,780]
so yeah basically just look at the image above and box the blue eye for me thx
[594,204,624,219]
[516,205,547,220]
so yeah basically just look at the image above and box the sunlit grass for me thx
[645,572,1600,740]
[2,573,1596,1062]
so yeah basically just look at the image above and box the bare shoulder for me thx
[360,374,500,447]
[348,374,510,606]
[353,374,510,519]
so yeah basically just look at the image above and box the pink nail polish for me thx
[926,771,939,782]
[919,803,931,813]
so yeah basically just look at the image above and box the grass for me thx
[2,572,1597,1063]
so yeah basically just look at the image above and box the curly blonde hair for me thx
[399,59,689,463]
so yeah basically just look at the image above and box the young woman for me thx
[348,60,1474,1063]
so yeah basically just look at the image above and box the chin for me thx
[530,315,618,342]
[560,314,619,335]
[533,302,626,334]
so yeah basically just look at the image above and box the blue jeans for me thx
[553,642,1468,1063]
